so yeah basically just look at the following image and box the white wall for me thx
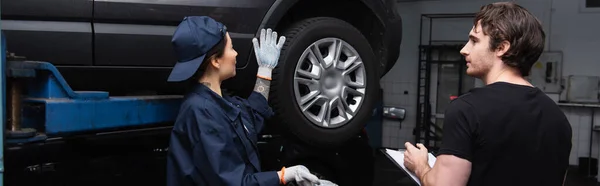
[382,0,600,167]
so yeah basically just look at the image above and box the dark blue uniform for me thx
[166,83,280,186]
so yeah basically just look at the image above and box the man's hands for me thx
[404,142,431,179]
[252,28,286,80]
[404,143,474,186]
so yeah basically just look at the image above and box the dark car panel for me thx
[377,0,402,76]
[92,0,275,68]
[254,0,293,30]
[1,0,93,20]
[351,0,402,77]
[92,24,256,68]
[93,24,177,67]
[259,0,402,78]
[93,0,275,32]
[1,0,93,66]
[2,21,94,66]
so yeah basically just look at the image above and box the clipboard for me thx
[381,148,437,186]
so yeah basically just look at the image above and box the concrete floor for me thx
[371,148,600,186]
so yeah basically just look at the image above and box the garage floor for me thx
[370,148,600,186]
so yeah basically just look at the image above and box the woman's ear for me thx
[210,56,220,69]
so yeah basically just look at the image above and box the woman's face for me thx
[216,32,238,80]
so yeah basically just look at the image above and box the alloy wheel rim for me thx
[293,38,367,128]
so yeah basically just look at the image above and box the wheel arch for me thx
[258,0,388,78]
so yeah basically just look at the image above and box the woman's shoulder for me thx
[181,94,210,109]
[177,96,227,128]
[179,94,225,119]
[181,93,233,119]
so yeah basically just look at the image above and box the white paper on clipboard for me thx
[384,148,437,186]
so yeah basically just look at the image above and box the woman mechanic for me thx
[164,16,332,186]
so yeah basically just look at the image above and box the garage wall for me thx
[382,0,600,166]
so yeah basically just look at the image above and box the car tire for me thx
[270,17,379,147]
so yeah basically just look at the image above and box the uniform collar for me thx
[190,83,240,121]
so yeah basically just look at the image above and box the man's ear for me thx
[496,40,510,57]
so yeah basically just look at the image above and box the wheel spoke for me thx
[330,96,348,120]
[336,41,358,70]
[295,76,321,106]
[301,95,325,111]
[342,61,362,76]
[320,99,332,127]
[306,49,321,66]
[338,56,358,70]
[331,39,343,69]
[343,85,364,97]
[301,95,330,125]
[297,50,322,79]
[297,69,320,80]
[311,44,331,69]
[295,76,319,87]
[345,77,365,88]
[299,89,320,106]
[340,94,355,117]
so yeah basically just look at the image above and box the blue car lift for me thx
[4,60,183,143]
[0,32,184,185]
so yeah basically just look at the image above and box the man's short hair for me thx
[474,2,545,76]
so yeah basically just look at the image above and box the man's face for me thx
[460,22,496,79]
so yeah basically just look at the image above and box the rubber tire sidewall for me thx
[271,17,379,147]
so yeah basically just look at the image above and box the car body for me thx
[1,0,401,97]
[3,0,402,145]
[2,0,401,185]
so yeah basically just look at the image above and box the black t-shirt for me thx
[438,82,572,186]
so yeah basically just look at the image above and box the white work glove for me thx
[316,179,338,186]
[280,165,319,186]
[252,28,286,80]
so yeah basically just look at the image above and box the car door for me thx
[1,0,94,66]
[91,0,275,69]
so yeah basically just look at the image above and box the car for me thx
[2,0,402,148]
[3,0,402,185]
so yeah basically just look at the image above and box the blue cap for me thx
[167,16,227,82]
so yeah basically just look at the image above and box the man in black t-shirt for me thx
[403,2,572,186]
